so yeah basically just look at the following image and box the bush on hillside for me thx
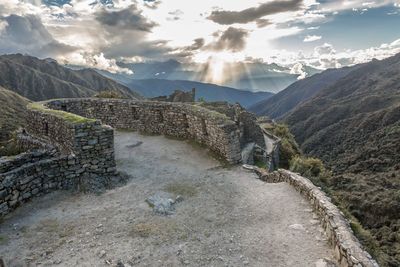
[0,136,24,157]
[269,123,301,168]
[290,155,325,177]
[289,155,333,188]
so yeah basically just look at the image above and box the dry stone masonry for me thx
[250,167,379,267]
[1,98,266,216]
[0,101,116,216]
[0,97,380,267]
[46,98,253,163]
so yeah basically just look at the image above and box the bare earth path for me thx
[0,131,335,266]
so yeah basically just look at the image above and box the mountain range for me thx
[125,79,273,108]
[249,65,360,118]
[251,53,400,265]
[0,54,142,101]
[101,59,321,93]
[0,86,30,142]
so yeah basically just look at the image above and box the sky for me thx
[0,0,400,74]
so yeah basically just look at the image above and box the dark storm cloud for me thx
[208,0,303,25]
[0,14,76,57]
[207,27,249,52]
[96,5,158,32]
[185,38,205,51]
[255,18,271,28]
[102,33,175,60]
[171,38,206,59]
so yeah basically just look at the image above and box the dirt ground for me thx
[0,131,336,266]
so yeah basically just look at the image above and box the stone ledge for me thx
[250,167,379,267]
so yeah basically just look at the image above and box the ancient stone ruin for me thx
[0,97,379,267]
[0,98,269,216]
[151,88,196,103]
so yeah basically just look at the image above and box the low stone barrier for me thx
[46,98,244,164]
[0,153,76,216]
[252,168,379,267]
[0,102,117,217]
[2,98,262,217]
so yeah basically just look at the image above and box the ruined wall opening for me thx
[44,121,49,136]
[131,106,139,120]
[201,119,208,136]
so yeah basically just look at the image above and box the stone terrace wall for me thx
[0,150,75,216]
[25,104,116,176]
[196,102,266,149]
[253,168,379,267]
[0,103,116,217]
[47,98,242,164]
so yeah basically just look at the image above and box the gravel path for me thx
[0,131,336,266]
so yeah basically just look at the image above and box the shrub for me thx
[269,123,301,168]
[290,156,325,177]
[0,133,24,157]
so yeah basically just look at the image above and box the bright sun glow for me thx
[194,52,245,85]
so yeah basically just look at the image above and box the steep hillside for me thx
[284,54,400,266]
[0,86,30,142]
[127,79,274,107]
[249,66,359,118]
[0,54,142,101]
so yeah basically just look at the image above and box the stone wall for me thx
[251,167,379,267]
[195,102,266,149]
[0,103,117,217]
[0,150,75,216]
[262,129,280,171]
[46,98,243,164]
[26,103,116,176]
[151,88,195,102]
[1,98,265,217]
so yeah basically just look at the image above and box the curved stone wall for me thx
[0,102,117,216]
[46,98,244,164]
[2,98,263,217]
[250,167,379,267]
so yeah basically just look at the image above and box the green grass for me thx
[190,104,231,122]
[28,102,96,124]
[254,159,268,169]
[0,235,8,246]
[94,90,126,99]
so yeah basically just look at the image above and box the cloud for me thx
[144,0,162,10]
[185,38,205,51]
[303,35,321,42]
[61,52,133,74]
[207,0,304,25]
[96,5,158,32]
[255,18,271,28]
[0,14,76,58]
[290,62,307,79]
[167,9,184,21]
[170,38,206,59]
[206,27,249,52]
[314,43,335,56]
